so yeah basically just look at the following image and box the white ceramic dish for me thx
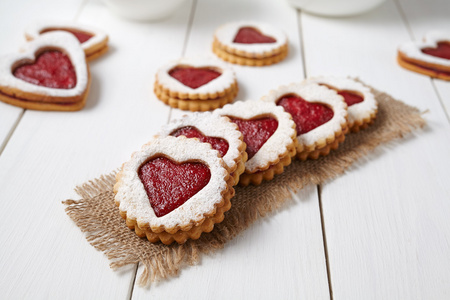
[287,0,386,17]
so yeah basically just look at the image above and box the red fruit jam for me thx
[233,27,276,44]
[44,29,93,43]
[277,95,334,135]
[421,41,450,60]
[171,126,229,157]
[337,90,364,107]
[230,117,278,159]
[138,157,211,217]
[169,67,221,89]
[13,50,76,89]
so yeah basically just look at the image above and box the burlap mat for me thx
[63,85,426,286]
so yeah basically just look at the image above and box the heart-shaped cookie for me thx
[114,136,234,245]
[25,20,109,61]
[154,57,238,111]
[0,31,90,111]
[397,31,450,80]
[215,100,297,186]
[262,83,348,160]
[159,111,247,185]
[304,76,378,133]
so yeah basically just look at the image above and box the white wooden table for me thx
[1,0,450,298]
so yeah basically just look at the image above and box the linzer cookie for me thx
[114,136,234,245]
[398,31,450,80]
[262,83,348,161]
[158,112,247,185]
[25,20,109,61]
[304,76,377,132]
[212,21,288,66]
[214,101,297,186]
[154,57,238,111]
[0,31,90,111]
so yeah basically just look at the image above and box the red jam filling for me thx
[171,126,229,157]
[337,90,364,107]
[169,67,221,89]
[13,50,77,89]
[277,95,334,135]
[230,117,278,159]
[43,28,93,43]
[233,27,276,44]
[421,41,450,60]
[138,156,211,217]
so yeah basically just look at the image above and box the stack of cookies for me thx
[0,21,108,111]
[153,57,239,111]
[116,76,379,245]
[212,21,289,66]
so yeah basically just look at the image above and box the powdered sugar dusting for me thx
[156,56,236,95]
[115,136,228,229]
[215,21,287,55]
[261,83,347,147]
[304,76,377,127]
[0,31,88,98]
[214,100,296,173]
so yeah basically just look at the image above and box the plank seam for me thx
[430,80,450,124]
[393,0,415,40]
[318,184,334,300]
[128,264,139,300]
[297,10,307,80]
[73,0,89,22]
[298,10,333,299]
[0,109,25,157]
[167,0,198,124]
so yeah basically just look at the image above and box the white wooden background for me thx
[0,0,449,299]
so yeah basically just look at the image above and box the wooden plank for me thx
[301,0,450,298]
[132,0,330,299]
[0,0,193,298]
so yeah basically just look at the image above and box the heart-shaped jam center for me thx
[230,117,278,159]
[233,27,276,44]
[13,50,77,89]
[277,95,334,135]
[318,84,364,107]
[337,90,364,107]
[169,66,221,89]
[171,126,229,157]
[138,156,211,217]
[42,29,93,43]
[422,41,450,60]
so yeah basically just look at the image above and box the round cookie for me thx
[154,57,238,111]
[212,21,288,66]
[114,136,234,245]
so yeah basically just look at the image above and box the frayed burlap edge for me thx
[63,84,426,286]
